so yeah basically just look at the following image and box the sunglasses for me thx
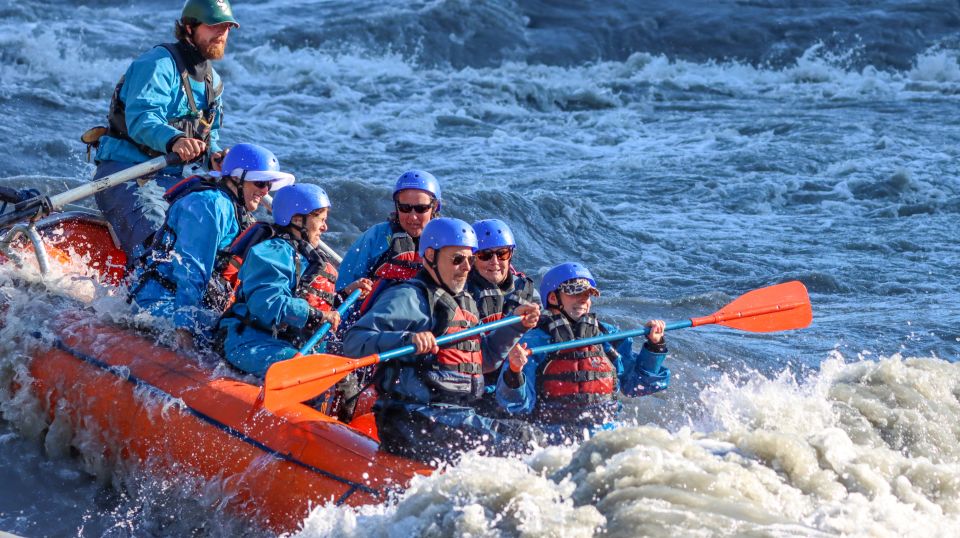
[449,253,475,267]
[396,202,433,214]
[250,180,271,190]
[476,248,513,262]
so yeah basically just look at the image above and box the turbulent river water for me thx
[0,0,958,536]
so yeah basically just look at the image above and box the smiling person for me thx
[129,144,294,351]
[88,0,238,259]
[342,218,543,463]
[496,262,671,441]
[467,219,540,412]
[219,184,371,378]
[336,170,441,314]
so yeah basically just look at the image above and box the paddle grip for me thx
[378,315,524,362]
[295,288,362,356]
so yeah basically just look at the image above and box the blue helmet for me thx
[272,184,331,226]
[540,262,599,306]
[472,219,516,252]
[393,170,441,212]
[418,217,477,257]
[221,143,295,190]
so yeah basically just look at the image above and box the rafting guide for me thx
[83,0,237,259]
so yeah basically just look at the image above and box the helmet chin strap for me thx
[425,249,458,296]
[226,172,246,208]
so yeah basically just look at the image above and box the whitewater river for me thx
[0,0,958,536]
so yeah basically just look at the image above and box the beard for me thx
[197,39,226,60]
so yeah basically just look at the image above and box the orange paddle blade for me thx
[262,353,380,412]
[691,280,812,333]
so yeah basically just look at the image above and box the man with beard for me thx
[342,217,544,463]
[88,0,238,259]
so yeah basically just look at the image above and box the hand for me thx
[174,328,195,352]
[307,309,340,332]
[210,150,226,171]
[512,303,541,329]
[508,343,530,373]
[172,137,207,163]
[410,331,439,355]
[344,278,373,298]
[645,319,665,344]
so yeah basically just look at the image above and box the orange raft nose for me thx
[4,212,432,533]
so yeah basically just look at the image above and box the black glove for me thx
[305,308,327,332]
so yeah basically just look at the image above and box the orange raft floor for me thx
[1,212,431,533]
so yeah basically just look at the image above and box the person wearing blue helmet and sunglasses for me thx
[495,262,671,441]
[342,217,543,463]
[218,183,372,378]
[129,143,294,351]
[467,219,539,413]
[336,170,441,315]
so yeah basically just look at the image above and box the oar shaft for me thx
[50,154,181,209]
[378,315,523,361]
[268,314,524,392]
[294,288,362,356]
[528,321,686,355]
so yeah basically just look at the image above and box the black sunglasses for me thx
[449,253,475,267]
[396,202,433,214]
[250,180,271,190]
[476,248,513,262]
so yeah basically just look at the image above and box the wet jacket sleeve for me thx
[480,320,526,374]
[341,284,431,357]
[169,193,236,330]
[336,222,391,289]
[606,321,671,396]
[121,51,185,154]
[495,329,551,414]
[236,240,311,330]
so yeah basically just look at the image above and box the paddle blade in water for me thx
[263,353,379,411]
[692,280,812,333]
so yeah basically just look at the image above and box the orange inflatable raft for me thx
[0,211,430,533]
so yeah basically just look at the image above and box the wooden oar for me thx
[292,288,362,358]
[528,280,812,355]
[262,315,523,411]
[0,153,182,229]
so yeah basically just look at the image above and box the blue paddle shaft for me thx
[528,319,691,355]
[379,315,523,362]
[296,288,363,355]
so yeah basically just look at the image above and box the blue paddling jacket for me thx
[219,237,321,377]
[130,180,245,333]
[96,41,223,170]
[342,272,525,407]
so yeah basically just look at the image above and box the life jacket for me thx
[468,268,537,324]
[533,310,618,424]
[219,235,342,347]
[102,41,222,158]
[129,175,249,312]
[357,221,421,314]
[374,270,484,405]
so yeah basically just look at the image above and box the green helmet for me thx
[181,0,239,28]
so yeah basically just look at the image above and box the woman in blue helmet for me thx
[342,217,543,463]
[219,184,372,378]
[467,219,540,411]
[336,170,441,312]
[129,143,294,351]
[496,262,671,441]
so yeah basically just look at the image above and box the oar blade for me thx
[263,353,363,411]
[712,280,812,332]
